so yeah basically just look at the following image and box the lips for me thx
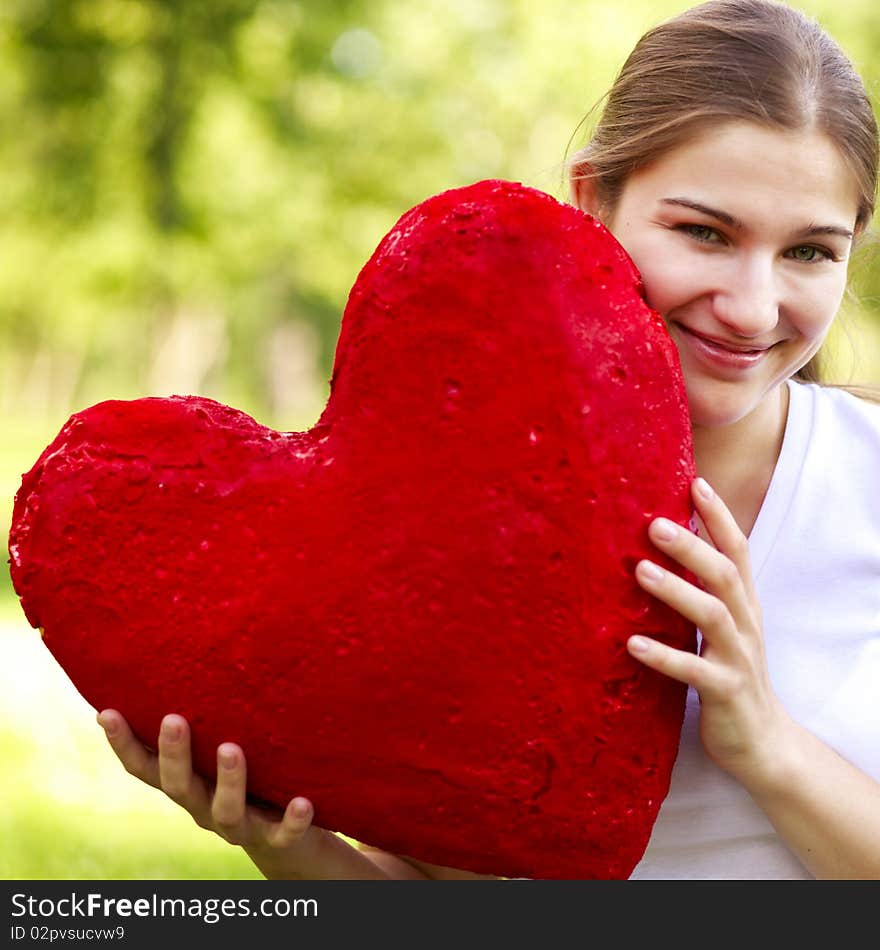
[679,326,772,353]
[674,324,774,371]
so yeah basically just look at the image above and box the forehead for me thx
[621,121,860,228]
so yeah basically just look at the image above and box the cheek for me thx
[630,256,698,318]
[789,280,846,340]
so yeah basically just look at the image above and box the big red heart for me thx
[9,180,696,879]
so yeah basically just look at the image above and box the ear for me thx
[568,159,604,219]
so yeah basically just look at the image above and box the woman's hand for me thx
[628,476,793,789]
[97,710,419,879]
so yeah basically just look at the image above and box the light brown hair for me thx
[567,0,880,401]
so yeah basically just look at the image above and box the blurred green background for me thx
[3,0,880,880]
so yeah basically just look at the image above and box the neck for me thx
[691,382,790,537]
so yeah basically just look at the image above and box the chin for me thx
[682,382,761,430]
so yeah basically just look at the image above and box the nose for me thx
[712,256,779,340]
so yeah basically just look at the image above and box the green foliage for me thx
[3,0,878,431]
[0,723,262,880]
[4,0,880,881]
[1,797,262,880]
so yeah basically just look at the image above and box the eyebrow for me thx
[660,197,854,241]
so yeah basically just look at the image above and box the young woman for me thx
[97,0,880,879]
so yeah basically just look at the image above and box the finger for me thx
[211,743,249,837]
[691,478,758,601]
[647,514,754,631]
[264,797,316,849]
[264,800,392,879]
[157,715,211,818]
[97,709,160,788]
[636,558,739,643]
[627,635,721,694]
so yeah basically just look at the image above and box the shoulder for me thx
[789,382,880,504]
[793,379,880,441]
[777,380,880,563]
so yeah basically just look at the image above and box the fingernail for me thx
[219,747,237,769]
[98,712,117,737]
[652,518,678,542]
[162,718,182,741]
[291,798,311,819]
[628,636,650,654]
[695,478,714,501]
[638,559,664,581]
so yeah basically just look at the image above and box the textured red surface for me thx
[9,179,697,879]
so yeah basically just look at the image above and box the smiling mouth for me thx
[676,325,775,354]
[672,323,780,372]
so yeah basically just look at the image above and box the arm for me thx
[627,477,880,879]
[744,715,880,879]
[98,710,430,879]
[359,848,499,880]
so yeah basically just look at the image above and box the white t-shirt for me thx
[629,378,880,880]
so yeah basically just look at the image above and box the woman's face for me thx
[576,121,861,430]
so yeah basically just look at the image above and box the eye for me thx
[679,224,723,244]
[787,245,834,263]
